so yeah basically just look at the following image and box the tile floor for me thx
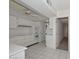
[25,41,69,59]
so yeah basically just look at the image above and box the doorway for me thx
[57,17,69,51]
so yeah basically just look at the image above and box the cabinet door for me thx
[10,51,25,59]
[18,18,34,26]
[9,16,17,28]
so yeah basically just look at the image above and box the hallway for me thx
[57,17,68,51]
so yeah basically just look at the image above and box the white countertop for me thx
[9,43,27,56]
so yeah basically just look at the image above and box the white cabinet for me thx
[18,18,34,26]
[9,16,17,28]
[10,51,25,59]
[10,36,37,46]
[9,43,27,59]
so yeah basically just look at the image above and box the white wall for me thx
[46,18,57,49]
[57,9,70,17]
[64,23,68,37]
[46,18,65,49]
[56,19,64,47]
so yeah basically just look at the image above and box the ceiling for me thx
[10,0,70,20]
[51,0,70,11]
[10,0,48,22]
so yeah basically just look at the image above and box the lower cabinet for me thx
[10,51,25,59]
[9,44,27,59]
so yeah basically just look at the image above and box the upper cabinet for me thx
[17,18,34,26]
